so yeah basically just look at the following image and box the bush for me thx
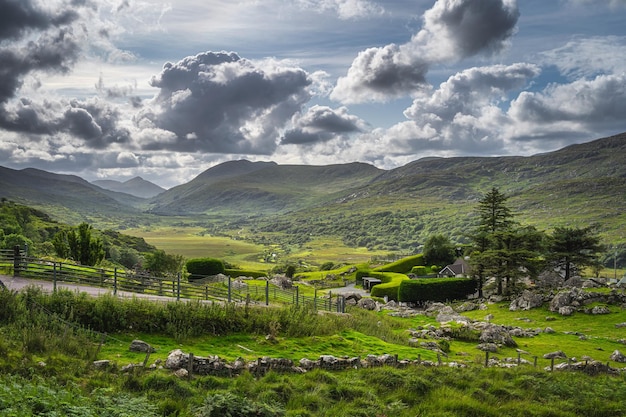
[398,278,477,303]
[410,266,428,275]
[186,258,225,279]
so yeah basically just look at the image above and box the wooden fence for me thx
[0,248,346,312]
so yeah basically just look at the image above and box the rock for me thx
[616,322,626,328]
[544,350,567,359]
[129,339,156,353]
[174,368,189,378]
[358,298,377,311]
[455,302,478,312]
[477,343,498,352]
[550,291,573,312]
[558,306,576,316]
[544,327,556,334]
[344,293,362,302]
[509,290,544,311]
[610,350,626,363]
[479,324,517,347]
[165,349,187,370]
[93,360,111,369]
[589,306,611,315]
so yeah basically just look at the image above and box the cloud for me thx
[136,51,313,154]
[385,63,539,153]
[539,36,626,79]
[331,0,520,103]
[295,0,384,20]
[508,73,626,138]
[281,105,366,144]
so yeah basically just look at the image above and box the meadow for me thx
[2,284,626,416]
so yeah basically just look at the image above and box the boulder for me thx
[610,350,626,363]
[544,350,567,359]
[558,306,576,316]
[165,349,187,370]
[129,339,156,353]
[477,343,498,353]
[509,290,544,311]
[550,291,573,312]
[589,306,611,315]
[479,324,517,347]
[358,298,377,311]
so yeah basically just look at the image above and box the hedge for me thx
[374,254,425,273]
[358,271,410,301]
[186,257,225,280]
[225,269,268,279]
[398,278,477,303]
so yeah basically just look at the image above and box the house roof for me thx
[439,258,471,276]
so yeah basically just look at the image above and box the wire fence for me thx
[0,248,346,312]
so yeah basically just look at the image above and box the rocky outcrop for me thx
[509,290,544,311]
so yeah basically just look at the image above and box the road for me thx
[0,274,184,302]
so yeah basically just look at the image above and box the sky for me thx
[0,0,625,189]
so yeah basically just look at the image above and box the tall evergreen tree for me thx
[548,226,603,281]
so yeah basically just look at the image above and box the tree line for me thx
[468,187,604,296]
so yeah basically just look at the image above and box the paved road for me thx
[0,274,183,302]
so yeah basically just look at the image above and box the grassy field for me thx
[3,286,626,416]
[125,226,392,272]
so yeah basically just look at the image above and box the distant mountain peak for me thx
[92,177,166,198]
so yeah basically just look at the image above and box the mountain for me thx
[147,160,384,214]
[92,177,166,198]
[0,166,145,224]
[1,132,624,246]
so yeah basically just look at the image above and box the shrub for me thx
[398,278,477,303]
[186,258,225,279]
[410,265,428,275]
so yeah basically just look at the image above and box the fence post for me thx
[53,262,57,292]
[188,353,194,381]
[485,351,490,368]
[228,276,232,303]
[295,286,299,306]
[12,245,20,277]
[113,268,118,296]
[314,288,317,311]
[265,280,269,306]
[205,285,209,301]
[176,273,181,301]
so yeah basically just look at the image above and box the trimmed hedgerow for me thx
[186,257,225,280]
[398,278,477,303]
[373,254,425,274]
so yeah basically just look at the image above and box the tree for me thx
[469,188,517,295]
[52,223,104,266]
[423,234,456,267]
[476,187,514,234]
[144,249,184,277]
[548,226,604,281]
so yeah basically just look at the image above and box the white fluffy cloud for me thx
[135,52,313,154]
[331,0,520,103]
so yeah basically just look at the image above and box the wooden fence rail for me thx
[0,248,345,312]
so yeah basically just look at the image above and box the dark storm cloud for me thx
[332,0,520,103]
[137,51,312,154]
[0,27,81,104]
[0,0,79,40]
[281,105,365,145]
[419,0,519,58]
